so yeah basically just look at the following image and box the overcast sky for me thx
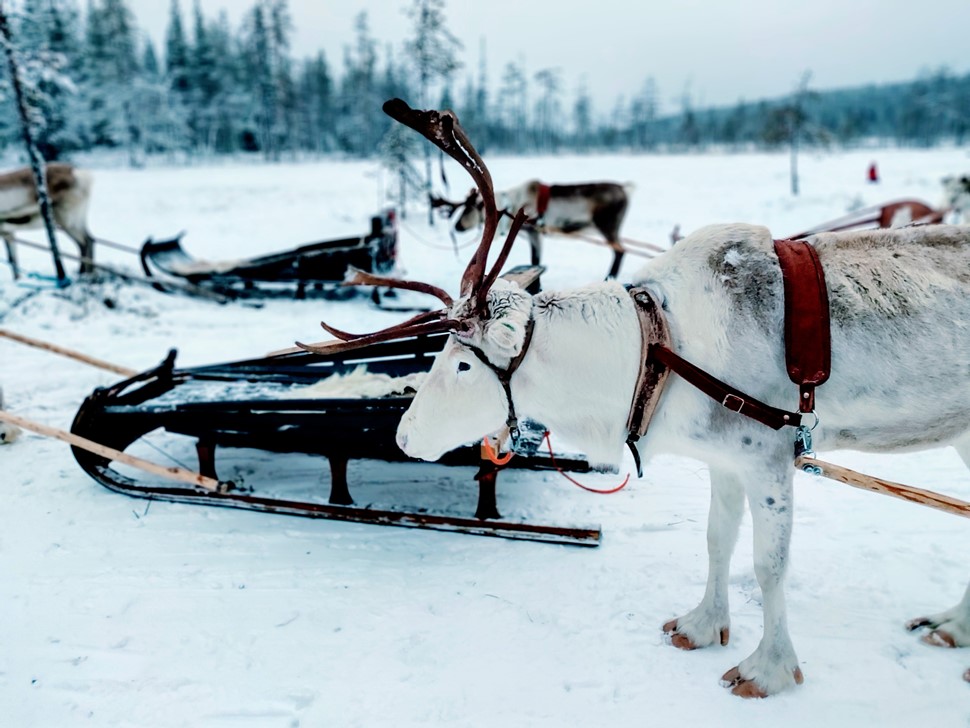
[127,0,970,113]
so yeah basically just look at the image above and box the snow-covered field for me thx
[1,146,969,727]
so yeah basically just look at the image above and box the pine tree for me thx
[13,0,82,158]
[336,11,378,157]
[165,0,190,94]
[404,0,461,223]
[533,67,561,152]
[0,5,70,280]
[572,80,592,151]
[82,0,141,157]
[142,36,159,77]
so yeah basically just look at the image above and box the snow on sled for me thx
[70,265,601,547]
[139,209,398,300]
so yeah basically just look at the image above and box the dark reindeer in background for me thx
[433,178,633,278]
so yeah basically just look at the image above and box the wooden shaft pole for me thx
[552,231,655,259]
[795,455,970,520]
[0,409,226,493]
[9,235,233,304]
[0,328,137,377]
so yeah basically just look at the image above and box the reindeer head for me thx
[296,99,532,460]
[942,174,970,222]
[453,188,486,232]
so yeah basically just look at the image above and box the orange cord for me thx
[543,431,630,493]
[482,435,514,465]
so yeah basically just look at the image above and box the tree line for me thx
[1,0,968,168]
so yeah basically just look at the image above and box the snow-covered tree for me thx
[404,0,461,223]
[0,3,72,280]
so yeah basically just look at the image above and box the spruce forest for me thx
[2,0,969,168]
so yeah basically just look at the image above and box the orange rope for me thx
[482,435,514,465]
[543,431,630,493]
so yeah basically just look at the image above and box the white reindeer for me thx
[0,387,22,444]
[0,163,96,277]
[302,101,970,696]
[943,173,970,224]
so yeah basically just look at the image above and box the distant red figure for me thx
[868,162,879,183]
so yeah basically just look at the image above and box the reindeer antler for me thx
[296,317,459,355]
[344,268,453,307]
[429,194,461,218]
[382,99,501,299]
[294,100,528,358]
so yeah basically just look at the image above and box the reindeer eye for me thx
[457,361,471,372]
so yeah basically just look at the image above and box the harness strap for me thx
[624,287,673,476]
[773,239,831,413]
[467,318,535,442]
[650,344,802,430]
[536,183,551,218]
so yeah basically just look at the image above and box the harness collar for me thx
[536,183,552,218]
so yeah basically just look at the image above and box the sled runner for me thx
[139,209,398,300]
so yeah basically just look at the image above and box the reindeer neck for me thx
[513,282,643,468]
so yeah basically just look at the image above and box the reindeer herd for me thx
[2,106,970,697]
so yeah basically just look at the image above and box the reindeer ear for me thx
[484,318,524,356]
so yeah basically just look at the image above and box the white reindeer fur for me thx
[397,222,970,695]
[0,386,22,444]
[942,174,970,224]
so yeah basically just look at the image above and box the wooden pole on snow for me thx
[0,409,228,493]
[795,455,970,519]
[0,328,137,377]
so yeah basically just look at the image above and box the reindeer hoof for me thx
[662,619,729,649]
[922,629,958,648]
[662,619,697,650]
[906,616,933,631]
[720,666,803,698]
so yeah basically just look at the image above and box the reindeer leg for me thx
[79,232,96,276]
[720,462,803,698]
[528,228,542,267]
[3,234,19,280]
[606,241,624,279]
[904,438,970,674]
[664,467,744,650]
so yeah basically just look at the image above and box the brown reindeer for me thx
[435,178,632,278]
[0,163,96,277]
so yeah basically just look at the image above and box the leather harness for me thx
[536,184,552,218]
[469,238,831,475]
[623,239,831,474]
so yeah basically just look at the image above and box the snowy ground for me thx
[1,146,969,727]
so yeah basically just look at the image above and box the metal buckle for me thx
[722,393,745,413]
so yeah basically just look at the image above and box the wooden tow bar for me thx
[795,455,970,519]
[0,328,138,377]
[0,409,230,493]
